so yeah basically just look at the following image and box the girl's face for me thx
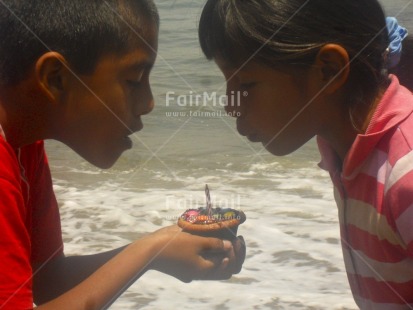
[215,57,328,156]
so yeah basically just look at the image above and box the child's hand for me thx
[148,225,246,283]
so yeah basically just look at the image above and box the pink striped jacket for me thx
[318,76,413,309]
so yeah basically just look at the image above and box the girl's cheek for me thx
[224,89,239,114]
[224,101,237,115]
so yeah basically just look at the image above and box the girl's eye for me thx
[240,82,256,90]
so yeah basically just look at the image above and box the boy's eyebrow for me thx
[129,61,154,71]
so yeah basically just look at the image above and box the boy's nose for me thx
[142,96,154,115]
[135,85,154,116]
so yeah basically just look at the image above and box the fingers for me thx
[201,237,231,253]
[150,226,246,283]
[199,235,246,280]
[233,236,246,274]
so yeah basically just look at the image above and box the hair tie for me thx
[386,17,408,69]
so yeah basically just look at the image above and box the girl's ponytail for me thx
[389,37,413,92]
[386,17,413,92]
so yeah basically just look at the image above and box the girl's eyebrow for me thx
[228,61,255,73]
[219,63,242,72]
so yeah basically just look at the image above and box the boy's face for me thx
[59,32,158,169]
[215,57,328,156]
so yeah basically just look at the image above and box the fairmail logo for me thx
[165,90,247,107]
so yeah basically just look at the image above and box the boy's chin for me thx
[92,159,117,170]
[84,152,123,169]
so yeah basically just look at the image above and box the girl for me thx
[199,0,413,309]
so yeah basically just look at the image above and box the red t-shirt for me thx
[0,135,63,309]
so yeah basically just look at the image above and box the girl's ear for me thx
[35,52,70,101]
[314,44,350,94]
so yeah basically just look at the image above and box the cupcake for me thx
[177,185,246,240]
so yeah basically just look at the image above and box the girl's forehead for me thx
[215,55,260,74]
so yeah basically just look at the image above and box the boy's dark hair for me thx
[0,0,159,85]
[199,0,412,108]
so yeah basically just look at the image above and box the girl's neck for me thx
[358,87,386,134]
[321,86,386,164]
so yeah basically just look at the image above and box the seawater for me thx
[45,0,413,309]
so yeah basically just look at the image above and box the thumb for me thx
[199,239,230,270]
[202,238,232,253]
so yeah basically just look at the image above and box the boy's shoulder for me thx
[0,134,20,179]
[0,137,46,180]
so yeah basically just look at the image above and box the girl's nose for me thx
[224,87,242,117]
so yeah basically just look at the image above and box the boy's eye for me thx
[127,71,145,89]
[127,80,141,89]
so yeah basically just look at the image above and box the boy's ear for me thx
[35,52,70,100]
[314,44,350,94]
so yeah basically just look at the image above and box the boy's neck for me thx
[0,82,51,148]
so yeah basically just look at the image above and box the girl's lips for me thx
[236,118,262,142]
[236,118,249,136]
[247,134,261,142]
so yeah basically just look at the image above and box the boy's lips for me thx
[123,136,133,149]
[127,118,143,135]
[134,117,144,132]
[122,119,144,149]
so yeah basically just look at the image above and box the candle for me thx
[205,184,212,217]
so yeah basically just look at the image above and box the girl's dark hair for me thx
[199,0,412,106]
[0,0,159,85]
[389,36,413,91]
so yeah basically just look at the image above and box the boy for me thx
[0,1,245,309]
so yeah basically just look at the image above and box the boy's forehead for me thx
[119,27,158,69]
[120,47,157,70]
[92,46,156,75]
